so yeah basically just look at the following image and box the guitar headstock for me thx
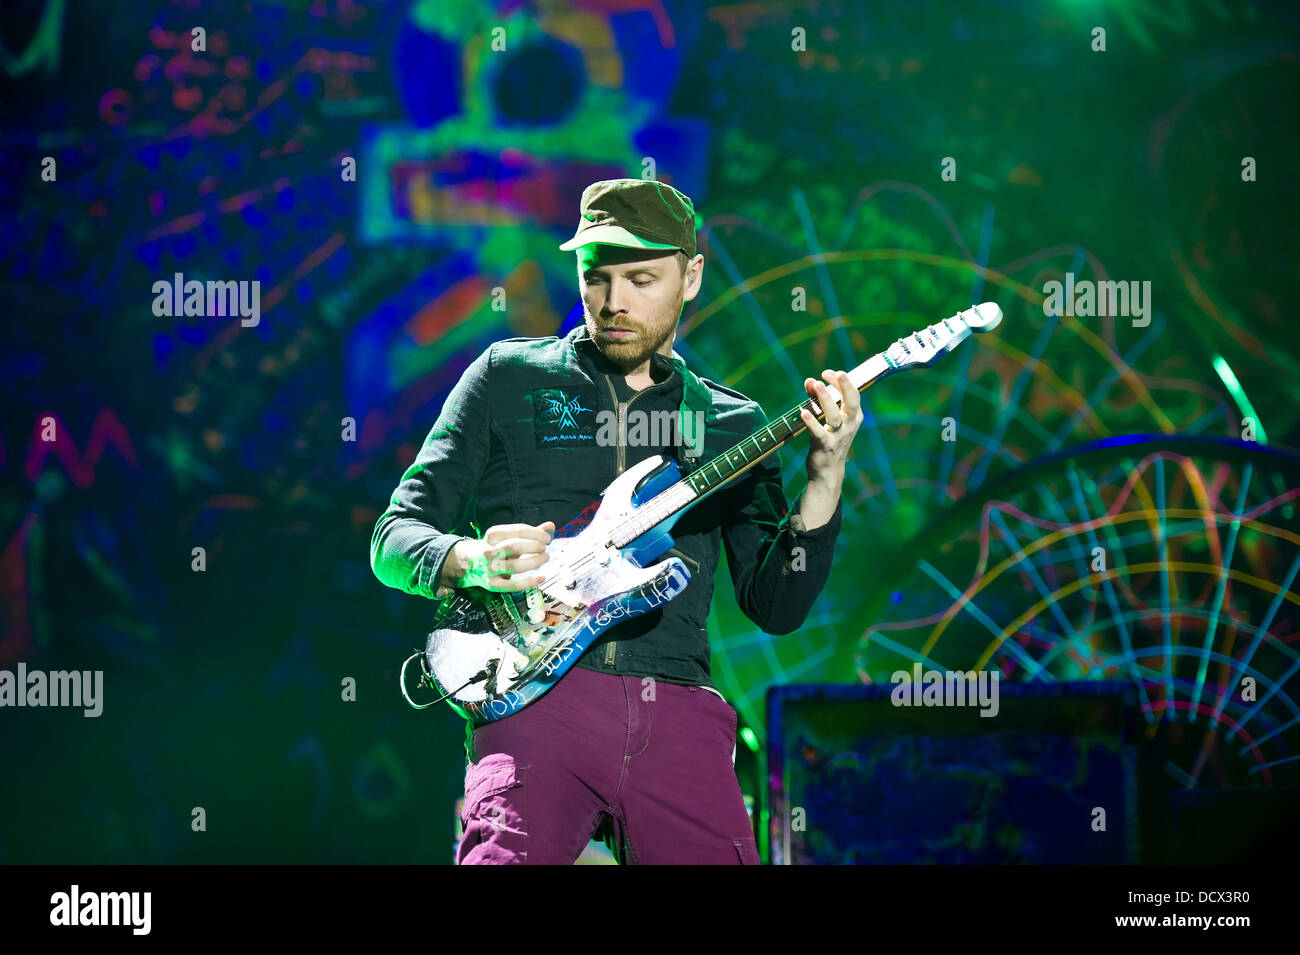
[883,302,1003,372]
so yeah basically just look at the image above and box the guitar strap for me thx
[667,354,714,475]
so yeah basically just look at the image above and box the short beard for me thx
[587,323,672,372]
[584,294,682,373]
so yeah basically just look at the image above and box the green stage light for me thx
[1213,355,1267,444]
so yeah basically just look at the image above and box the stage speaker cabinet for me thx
[766,681,1140,864]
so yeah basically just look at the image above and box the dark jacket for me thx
[370,322,843,688]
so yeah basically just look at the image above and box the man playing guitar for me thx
[371,178,861,864]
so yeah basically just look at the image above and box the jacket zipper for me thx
[600,371,673,666]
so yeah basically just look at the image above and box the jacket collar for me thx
[563,322,716,427]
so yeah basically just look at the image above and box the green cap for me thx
[558,178,697,257]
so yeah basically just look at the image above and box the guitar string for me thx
[523,394,820,597]
[486,311,966,602]
[440,312,979,697]
[512,320,943,598]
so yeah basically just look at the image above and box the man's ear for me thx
[682,253,704,302]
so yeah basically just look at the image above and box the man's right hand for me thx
[436,520,556,596]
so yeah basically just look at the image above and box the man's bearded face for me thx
[578,245,693,372]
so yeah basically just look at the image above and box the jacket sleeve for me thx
[369,344,493,599]
[719,403,843,635]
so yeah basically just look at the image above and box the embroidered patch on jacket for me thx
[532,387,599,448]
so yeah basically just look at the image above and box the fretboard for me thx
[609,353,890,548]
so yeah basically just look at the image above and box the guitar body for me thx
[424,454,692,723]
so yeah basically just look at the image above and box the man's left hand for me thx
[800,369,863,485]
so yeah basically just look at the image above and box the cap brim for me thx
[558,224,681,252]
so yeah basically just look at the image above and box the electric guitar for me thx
[400,302,1003,722]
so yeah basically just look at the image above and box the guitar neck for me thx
[686,353,890,502]
[608,353,891,548]
[605,302,1002,549]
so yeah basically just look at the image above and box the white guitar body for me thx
[422,455,692,723]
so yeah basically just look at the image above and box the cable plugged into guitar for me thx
[399,652,499,710]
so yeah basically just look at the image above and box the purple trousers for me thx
[457,664,760,864]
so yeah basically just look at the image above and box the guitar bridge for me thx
[485,590,543,642]
[485,596,516,635]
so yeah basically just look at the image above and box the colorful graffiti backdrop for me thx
[1,0,1297,862]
